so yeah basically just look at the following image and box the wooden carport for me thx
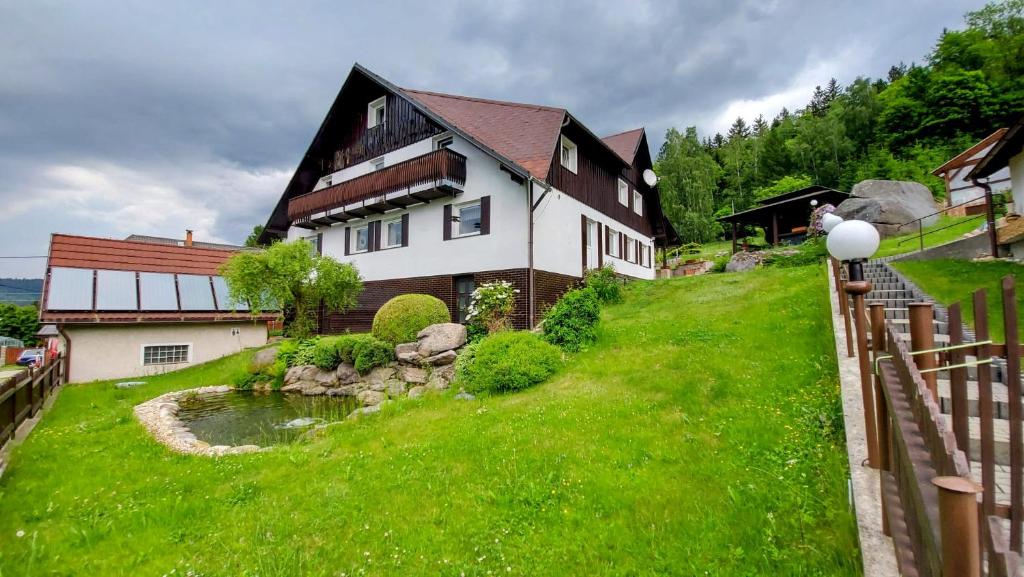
[717,186,850,253]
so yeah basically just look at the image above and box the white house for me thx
[970,115,1024,258]
[260,64,679,330]
[39,233,272,383]
[932,129,1012,215]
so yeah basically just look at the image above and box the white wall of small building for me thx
[289,134,531,281]
[64,322,267,383]
[532,183,656,280]
[1010,148,1024,213]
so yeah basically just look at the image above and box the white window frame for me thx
[560,135,577,173]
[367,97,386,129]
[618,179,629,206]
[382,216,404,249]
[608,230,620,258]
[633,190,643,215]
[352,224,370,253]
[454,199,482,238]
[304,235,319,256]
[140,343,192,366]
[627,237,636,262]
[370,156,385,171]
[321,174,333,188]
[433,133,455,150]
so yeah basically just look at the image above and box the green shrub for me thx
[276,339,299,367]
[268,359,287,390]
[372,294,450,344]
[312,337,341,370]
[765,238,827,268]
[291,338,320,366]
[458,331,561,394]
[453,341,479,383]
[233,371,261,391]
[542,287,601,352]
[711,254,730,273]
[467,281,518,334]
[332,334,395,374]
[584,265,622,304]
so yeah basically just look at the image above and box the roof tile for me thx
[48,234,238,276]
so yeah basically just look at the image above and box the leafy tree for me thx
[655,127,723,242]
[754,175,814,201]
[220,239,362,338]
[0,304,40,345]
[244,225,265,247]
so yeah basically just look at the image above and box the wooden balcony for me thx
[289,148,467,228]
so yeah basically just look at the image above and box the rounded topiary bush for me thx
[372,294,450,345]
[457,331,561,394]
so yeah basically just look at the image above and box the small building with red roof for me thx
[39,232,273,382]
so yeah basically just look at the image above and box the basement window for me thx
[368,96,386,129]
[560,136,577,173]
[142,344,190,366]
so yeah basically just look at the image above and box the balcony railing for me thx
[288,148,467,223]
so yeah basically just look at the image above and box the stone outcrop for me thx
[275,323,469,411]
[725,251,767,273]
[251,346,279,370]
[834,179,939,237]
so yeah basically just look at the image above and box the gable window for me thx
[560,136,578,173]
[454,201,482,237]
[633,190,643,215]
[353,225,370,253]
[384,216,404,249]
[607,229,620,258]
[142,344,190,366]
[618,179,629,207]
[367,96,386,128]
[434,134,454,149]
[370,157,385,171]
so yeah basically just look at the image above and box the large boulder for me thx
[724,251,766,273]
[335,363,359,385]
[283,365,319,386]
[416,323,467,356]
[835,180,939,237]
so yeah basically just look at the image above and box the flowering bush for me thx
[466,280,519,335]
[808,203,836,237]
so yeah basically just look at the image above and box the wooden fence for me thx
[0,353,66,453]
[867,275,1023,576]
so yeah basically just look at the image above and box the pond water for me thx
[176,391,358,446]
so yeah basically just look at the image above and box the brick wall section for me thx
[320,268,581,333]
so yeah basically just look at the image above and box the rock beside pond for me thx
[416,323,467,357]
[335,363,359,384]
[251,346,279,370]
[399,366,428,384]
[422,350,457,367]
[357,390,386,407]
[284,365,319,385]
[407,385,426,399]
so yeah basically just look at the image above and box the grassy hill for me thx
[0,266,859,576]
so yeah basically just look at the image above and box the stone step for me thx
[937,378,1011,419]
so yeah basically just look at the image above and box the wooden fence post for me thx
[832,258,855,358]
[908,302,938,401]
[1002,276,1022,554]
[974,289,997,522]
[870,302,891,534]
[948,303,969,459]
[933,476,983,577]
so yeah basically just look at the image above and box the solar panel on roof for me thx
[139,272,178,310]
[47,267,94,310]
[95,269,138,311]
[212,276,248,311]
[178,274,215,310]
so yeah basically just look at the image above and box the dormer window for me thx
[560,136,577,173]
[368,96,386,129]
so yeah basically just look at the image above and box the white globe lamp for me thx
[822,213,844,234]
[826,219,879,264]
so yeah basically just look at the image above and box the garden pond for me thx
[176,391,358,446]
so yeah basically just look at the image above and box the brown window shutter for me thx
[372,221,382,251]
[443,204,452,241]
[316,233,323,255]
[597,223,603,268]
[634,239,639,264]
[619,233,624,258]
[401,213,410,247]
[344,227,351,255]
[605,227,611,256]
[480,196,491,235]
[580,215,587,274]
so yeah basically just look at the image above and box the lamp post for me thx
[827,219,881,468]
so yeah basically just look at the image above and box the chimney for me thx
[185,229,193,247]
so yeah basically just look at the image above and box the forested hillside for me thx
[656,0,1024,243]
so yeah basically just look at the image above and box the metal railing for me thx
[893,193,1005,252]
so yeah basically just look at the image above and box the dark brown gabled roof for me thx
[48,234,236,276]
[601,128,644,163]
[970,116,1024,179]
[401,89,567,180]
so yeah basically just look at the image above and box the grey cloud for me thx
[0,0,984,278]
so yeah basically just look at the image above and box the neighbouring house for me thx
[717,185,851,252]
[969,115,1024,259]
[259,63,679,330]
[932,129,1012,216]
[38,233,274,383]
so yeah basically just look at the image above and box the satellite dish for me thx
[642,169,658,187]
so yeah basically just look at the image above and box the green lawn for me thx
[875,215,984,258]
[0,267,859,576]
[892,259,1024,343]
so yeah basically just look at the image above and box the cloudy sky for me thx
[0,0,985,277]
